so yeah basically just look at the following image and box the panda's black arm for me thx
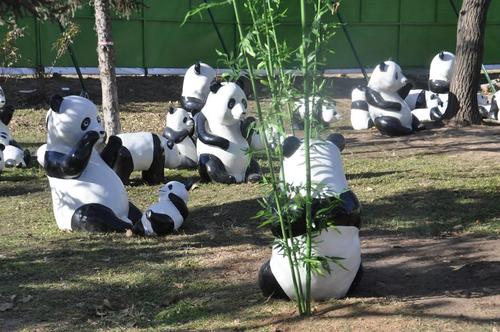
[397,82,413,99]
[195,112,229,150]
[44,131,99,179]
[162,128,190,148]
[240,116,256,145]
[145,210,175,235]
[100,135,122,168]
[365,87,402,112]
[168,192,189,220]
[0,105,15,126]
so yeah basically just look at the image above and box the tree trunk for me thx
[443,0,491,126]
[94,0,121,136]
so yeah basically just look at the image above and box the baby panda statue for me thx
[293,97,340,130]
[134,181,191,236]
[479,91,500,122]
[259,133,362,300]
[196,81,262,184]
[0,105,32,168]
[366,61,421,136]
[160,106,197,169]
[181,62,217,115]
[350,85,373,130]
[114,131,165,185]
[41,95,143,232]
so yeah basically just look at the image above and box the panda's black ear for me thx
[194,61,201,75]
[236,78,245,90]
[326,133,345,152]
[439,51,445,60]
[168,106,175,114]
[379,62,387,72]
[48,94,64,113]
[210,81,222,94]
[282,136,301,158]
[0,143,5,151]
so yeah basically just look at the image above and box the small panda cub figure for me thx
[479,91,500,122]
[135,181,190,236]
[0,105,32,168]
[259,133,362,300]
[181,62,217,115]
[366,60,421,136]
[350,85,373,130]
[293,97,340,129]
[196,81,263,184]
[160,106,197,169]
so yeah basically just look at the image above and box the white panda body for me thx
[116,132,154,171]
[350,86,372,130]
[160,107,197,169]
[181,62,217,114]
[3,144,26,167]
[296,97,340,124]
[429,51,455,84]
[270,226,361,300]
[48,150,132,230]
[369,91,413,130]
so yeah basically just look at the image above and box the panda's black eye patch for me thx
[183,117,187,123]
[81,117,91,130]
[242,99,247,108]
[228,98,236,109]
[395,72,399,80]
[168,184,173,190]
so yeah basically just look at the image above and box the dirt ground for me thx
[0,74,499,331]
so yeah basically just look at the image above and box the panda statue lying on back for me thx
[258,133,362,300]
[181,62,217,115]
[41,95,143,233]
[196,81,263,184]
[0,105,32,168]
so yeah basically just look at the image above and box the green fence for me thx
[1,0,500,71]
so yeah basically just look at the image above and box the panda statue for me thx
[196,81,263,184]
[350,85,373,130]
[114,131,165,185]
[41,94,143,233]
[134,181,191,236]
[366,60,421,136]
[181,62,217,115]
[258,133,362,300]
[293,97,340,130]
[160,106,197,169]
[0,105,32,168]
[479,91,500,122]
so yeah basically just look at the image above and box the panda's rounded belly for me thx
[49,152,130,230]
[270,226,361,300]
[197,140,249,182]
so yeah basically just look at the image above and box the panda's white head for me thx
[203,81,248,126]
[368,60,408,93]
[158,180,190,204]
[429,51,455,82]
[0,86,6,109]
[0,143,5,172]
[0,105,14,146]
[181,62,217,103]
[46,95,105,148]
[166,106,194,133]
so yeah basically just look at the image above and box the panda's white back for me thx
[117,132,154,171]
[48,150,131,230]
[351,87,372,130]
[270,226,361,300]
[181,63,216,102]
[429,51,455,82]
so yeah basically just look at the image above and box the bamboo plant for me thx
[186,0,340,316]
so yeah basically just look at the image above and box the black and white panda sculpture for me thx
[114,131,165,185]
[181,62,217,115]
[293,97,340,129]
[41,95,143,232]
[196,81,262,184]
[0,105,32,168]
[160,107,197,169]
[259,134,362,300]
[366,61,421,136]
[479,91,500,122]
[134,181,190,236]
[350,85,373,130]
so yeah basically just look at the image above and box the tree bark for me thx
[443,0,491,126]
[94,0,121,136]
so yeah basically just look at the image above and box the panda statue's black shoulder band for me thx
[162,128,190,145]
[397,82,413,99]
[45,131,99,179]
[168,193,189,220]
[195,112,230,150]
[366,87,402,112]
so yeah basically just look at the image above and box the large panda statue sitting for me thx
[196,81,262,184]
[160,106,197,169]
[0,105,32,168]
[258,133,362,300]
[134,181,191,236]
[181,62,217,115]
[114,131,165,185]
[350,85,373,130]
[41,95,143,232]
[366,61,421,136]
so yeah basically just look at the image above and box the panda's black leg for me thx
[245,158,261,183]
[71,203,132,233]
[258,259,289,300]
[411,114,426,131]
[346,263,363,296]
[198,153,236,184]
[23,149,32,168]
[142,134,165,185]
[128,202,143,225]
[373,116,414,136]
[113,146,134,185]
